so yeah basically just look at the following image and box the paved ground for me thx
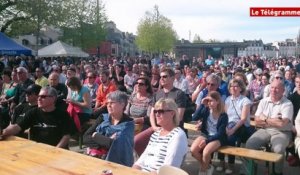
[69,131,300,175]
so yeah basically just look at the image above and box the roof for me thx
[38,41,89,57]
[0,32,32,56]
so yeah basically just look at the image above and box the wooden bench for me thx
[184,122,283,175]
[218,146,282,175]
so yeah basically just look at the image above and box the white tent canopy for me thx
[38,41,89,57]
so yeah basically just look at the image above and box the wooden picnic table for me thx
[0,136,148,175]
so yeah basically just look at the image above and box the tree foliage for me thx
[136,5,177,54]
[193,34,205,43]
[1,0,70,34]
[0,0,107,50]
[60,0,107,49]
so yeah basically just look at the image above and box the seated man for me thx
[1,87,73,149]
[243,80,294,175]
[93,70,117,118]
[48,72,68,110]
[11,84,41,138]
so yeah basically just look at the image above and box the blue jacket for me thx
[197,107,228,146]
[84,113,134,167]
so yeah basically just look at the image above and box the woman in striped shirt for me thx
[132,98,188,174]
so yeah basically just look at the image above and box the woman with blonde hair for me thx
[190,91,228,175]
[133,98,188,174]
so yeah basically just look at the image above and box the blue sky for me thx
[103,0,300,43]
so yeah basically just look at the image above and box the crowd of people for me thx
[0,54,300,175]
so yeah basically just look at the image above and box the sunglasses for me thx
[38,95,53,99]
[257,74,262,76]
[136,82,145,86]
[87,76,95,79]
[154,109,173,115]
[160,75,169,79]
[275,77,283,80]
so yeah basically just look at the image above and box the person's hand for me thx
[201,80,207,89]
[152,126,161,132]
[92,132,97,138]
[133,117,144,124]
[226,127,235,136]
[195,120,202,130]
[198,139,206,150]
[110,133,117,139]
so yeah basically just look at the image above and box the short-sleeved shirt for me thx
[173,77,189,95]
[134,127,188,172]
[35,76,48,87]
[207,113,218,136]
[152,87,186,108]
[225,95,252,126]
[255,96,294,131]
[96,81,117,106]
[17,107,73,146]
[126,93,152,118]
[70,86,92,114]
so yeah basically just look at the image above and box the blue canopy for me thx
[0,32,32,56]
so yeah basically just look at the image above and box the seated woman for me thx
[83,91,134,167]
[66,77,92,131]
[190,91,228,175]
[217,79,254,174]
[124,77,153,155]
[0,70,18,128]
[132,98,188,174]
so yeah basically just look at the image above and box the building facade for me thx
[174,40,247,59]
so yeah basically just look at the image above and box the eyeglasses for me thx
[136,82,145,86]
[160,75,169,79]
[87,76,95,79]
[230,85,239,88]
[154,109,173,115]
[38,95,53,99]
[207,83,216,86]
[257,74,262,76]
[17,72,24,74]
[275,77,283,80]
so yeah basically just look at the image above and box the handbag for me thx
[230,99,249,143]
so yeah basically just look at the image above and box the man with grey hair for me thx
[13,67,34,105]
[193,74,225,121]
[1,87,74,148]
[263,71,290,98]
[242,80,293,175]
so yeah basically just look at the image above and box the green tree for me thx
[136,5,177,55]
[60,0,107,49]
[1,0,71,50]
[1,0,107,50]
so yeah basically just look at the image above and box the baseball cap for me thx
[25,84,42,95]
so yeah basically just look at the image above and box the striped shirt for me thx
[134,127,188,172]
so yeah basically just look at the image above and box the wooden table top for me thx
[0,136,148,175]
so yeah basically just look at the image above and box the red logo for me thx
[250,7,300,17]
